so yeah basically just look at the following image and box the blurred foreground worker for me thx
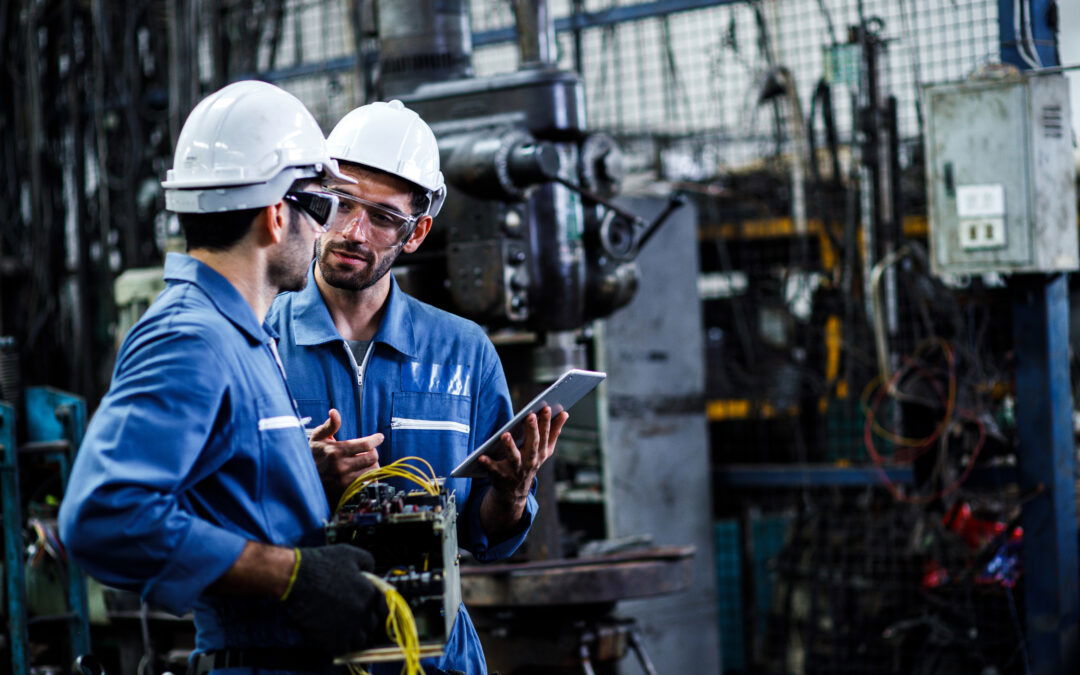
[267,100,568,674]
[59,80,387,674]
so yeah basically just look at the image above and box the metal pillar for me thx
[1,400,30,675]
[601,197,720,673]
[1011,275,1079,674]
[999,2,1079,673]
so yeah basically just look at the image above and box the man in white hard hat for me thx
[267,100,567,674]
[59,81,388,674]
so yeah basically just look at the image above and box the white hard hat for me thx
[327,100,447,218]
[162,80,353,213]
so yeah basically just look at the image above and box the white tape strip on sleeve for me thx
[258,415,304,431]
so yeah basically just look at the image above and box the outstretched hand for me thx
[309,409,382,504]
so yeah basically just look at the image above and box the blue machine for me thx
[1,387,92,675]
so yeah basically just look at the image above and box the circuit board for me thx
[326,481,460,662]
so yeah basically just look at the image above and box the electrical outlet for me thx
[959,216,1007,250]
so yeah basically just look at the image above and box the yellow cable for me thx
[362,572,423,675]
[377,467,438,489]
[336,458,442,513]
[395,456,438,482]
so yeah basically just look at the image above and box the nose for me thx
[339,209,371,242]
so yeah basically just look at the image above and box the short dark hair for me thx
[178,178,318,252]
[178,208,261,252]
[407,184,429,216]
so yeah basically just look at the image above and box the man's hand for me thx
[477,406,569,539]
[282,544,388,656]
[310,409,382,505]
[207,542,386,656]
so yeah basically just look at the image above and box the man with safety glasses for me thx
[268,100,568,675]
[59,81,389,674]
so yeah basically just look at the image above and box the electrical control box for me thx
[326,482,460,663]
[923,73,1078,275]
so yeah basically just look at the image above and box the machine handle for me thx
[555,176,686,260]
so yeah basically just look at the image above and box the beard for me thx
[315,236,401,292]
[268,211,312,293]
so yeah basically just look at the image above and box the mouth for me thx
[328,247,372,266]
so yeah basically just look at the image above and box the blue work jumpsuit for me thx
[59,253,333,673]
[267,265,538,675]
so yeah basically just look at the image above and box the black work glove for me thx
[281,544,388,656]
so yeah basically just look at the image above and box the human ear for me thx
[402,215,433,253]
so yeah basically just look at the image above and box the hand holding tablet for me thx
[450,369,607,478]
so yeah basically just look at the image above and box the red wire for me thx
[861,341,985,503]
[864,408,986,504]
[862,341,957,458]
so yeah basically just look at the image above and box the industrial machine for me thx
[374,0,681,381]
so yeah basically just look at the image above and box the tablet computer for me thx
[450,368,606,478]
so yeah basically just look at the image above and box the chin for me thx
[327,272,374,292]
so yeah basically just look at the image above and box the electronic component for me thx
[326,478,460,664]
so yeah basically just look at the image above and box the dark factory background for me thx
[2,1,1080,674]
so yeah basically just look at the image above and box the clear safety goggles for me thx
[321,188,418,247]
[284,189,418,246]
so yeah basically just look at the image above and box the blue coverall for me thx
[267,265,538,675]
[59,253,333,673]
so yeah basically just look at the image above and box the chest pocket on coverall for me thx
[389,391,472,478]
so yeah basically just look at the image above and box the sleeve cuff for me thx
[464,488,538,562]
[143,517,249,615]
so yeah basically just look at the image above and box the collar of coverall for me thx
[163,252,276,345]
[290,261,417,358]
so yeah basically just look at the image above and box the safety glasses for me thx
[322,188,418,247]
[284,191,339,232]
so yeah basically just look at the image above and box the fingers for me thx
[337,450,380,474]
[325,432,382,479]
[519,413,542,470]
[476,430,523,475]
[544,410,570,462]
[309,409,342,442]
[536,406,552,455]
[339,457,380,488]
[334,432,385,455]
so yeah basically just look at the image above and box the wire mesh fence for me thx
[467,0,998,177]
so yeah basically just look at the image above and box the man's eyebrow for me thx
[327,187,412,215]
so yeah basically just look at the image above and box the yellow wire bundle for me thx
[355,572,423,675]
[336,456,441,513]
[337,456,438,674]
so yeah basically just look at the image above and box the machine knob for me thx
[508,141,561,186]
